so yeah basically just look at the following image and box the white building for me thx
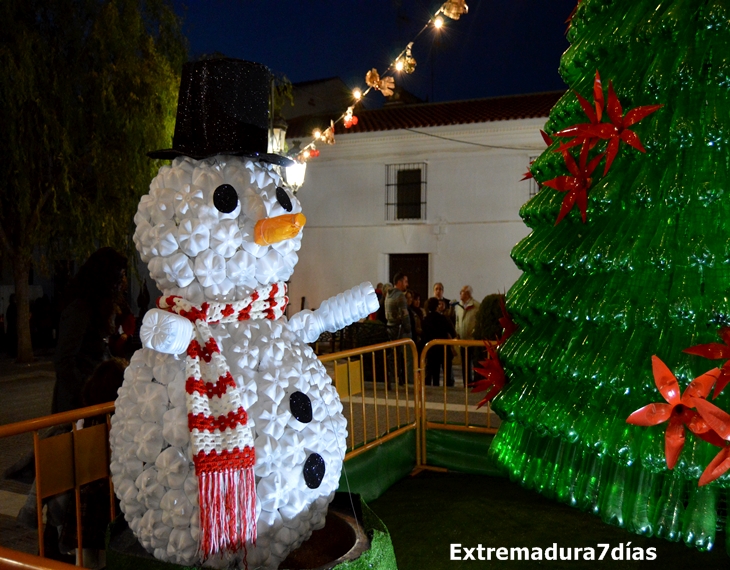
[285,91,563,310]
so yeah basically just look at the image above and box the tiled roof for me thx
[285,90,564,139]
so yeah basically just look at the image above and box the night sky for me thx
[172,0,577,104]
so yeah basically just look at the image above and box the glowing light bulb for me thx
[313,129,321,140]
[395,59,404,72]
[303,149,311,159]
[353,88,362,100]
[434,16,444,28]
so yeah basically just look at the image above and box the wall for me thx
[287,117,548,310]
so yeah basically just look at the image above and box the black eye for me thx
[303,453,325,489]
[289,392,312,423]
[213,184,239,213]
[276,186,293,212]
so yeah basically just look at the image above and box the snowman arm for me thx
[140,308,195,355]
[289,282,379,344]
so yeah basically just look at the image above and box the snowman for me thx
[109,59,378,569]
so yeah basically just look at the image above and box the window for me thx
[527,155,540,198]
[385,163,427,221]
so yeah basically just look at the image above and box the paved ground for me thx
[0,353,56,555]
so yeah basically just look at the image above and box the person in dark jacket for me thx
[52,247,129,413]
[422,296,457,386]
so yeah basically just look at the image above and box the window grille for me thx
[385,163,427,221]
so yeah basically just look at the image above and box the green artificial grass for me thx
[368,471,729,570]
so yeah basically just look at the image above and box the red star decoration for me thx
[692,398,730,485]
[542,144,604,225]
[555,74,662,176]
[626,356,721,469]
[471,342,505,408]
[683,327,730,399]
[554,71,604,155]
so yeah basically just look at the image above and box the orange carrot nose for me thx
[254,213,306,245]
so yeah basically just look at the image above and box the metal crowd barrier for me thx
[418,339,499,469]
[0,337,500,567]
[319,338,420,464]
[0,403,116,567]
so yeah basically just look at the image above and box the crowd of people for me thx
[368,275,484,387]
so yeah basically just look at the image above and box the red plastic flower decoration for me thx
[691,398,730,485]
[626,356,721,469]
[554,71,604,155]
[497,295,517,345]
[471,342,505,408]
[683,327,730,399]
[542,145,604,225]
[556,76,662,176]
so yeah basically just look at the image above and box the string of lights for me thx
[291,0,469,163]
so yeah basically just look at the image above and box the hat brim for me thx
[147,148,294,167]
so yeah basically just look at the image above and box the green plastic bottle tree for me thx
[490,0,730,554]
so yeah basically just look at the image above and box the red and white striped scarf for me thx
[158,282,288,560]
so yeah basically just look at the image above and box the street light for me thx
[284,160,307,193]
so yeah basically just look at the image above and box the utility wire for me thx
[402,127,545,151]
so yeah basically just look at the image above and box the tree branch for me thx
[28,187,54,232]
[0,222,14,257]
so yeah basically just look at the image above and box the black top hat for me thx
[148,58,292,166]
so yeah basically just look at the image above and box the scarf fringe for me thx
[198,467,257,560]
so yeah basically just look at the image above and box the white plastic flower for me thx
[177,219,210,257]
[149,187,177,225]
[136,194,154,221]
[204,278,236,301]
[225,250,256,286]
[254,434,280,478]
[160,489,194,529]
[280,431,307,466]
[174,186,206,220]
[162,253,195,288]
[192,164,224,192]
[162,407,189,448]
[167,528,197,565]
[148,256,175,289]
[193,249,226,287]
[257,472,290,512]
[138,383,168,424]
[163,161,193,190]
[149,221,179,257]
[136,467,166,510]
[152,353,183,385]
[117,478,145,517]
[255,249,290,285]
[167,378,187,408]
[239,219,269,258]
[134,422,164,464]
[257,400,291,439]
[260,370,287,405]
[210,219,243,258]
[155,447,190,489]
[241,187,266,222]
